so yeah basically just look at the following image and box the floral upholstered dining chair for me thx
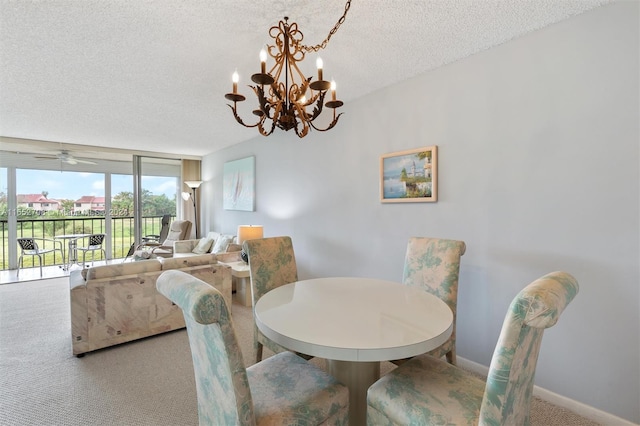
[243,236,311,363]
[367,271,579,425]
[399,237,466,365]
[156,270,349,425]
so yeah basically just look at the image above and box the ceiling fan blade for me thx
[32,151,97,165]
[74,158,98,165]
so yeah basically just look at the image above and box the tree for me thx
[112,191,134,216]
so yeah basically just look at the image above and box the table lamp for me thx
[237,225,263,263]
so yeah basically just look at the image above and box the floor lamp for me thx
[182,180,202,238]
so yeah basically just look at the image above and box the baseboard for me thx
[457,357,637,426]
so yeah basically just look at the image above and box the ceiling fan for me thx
[34,150,98,165]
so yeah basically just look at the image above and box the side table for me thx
[218,260,252,306]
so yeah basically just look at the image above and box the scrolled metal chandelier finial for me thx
[224,1,350,138]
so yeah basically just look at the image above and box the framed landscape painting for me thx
[223,156,255,211]
[380,146,438,203]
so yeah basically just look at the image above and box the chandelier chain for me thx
[301,0,351,53]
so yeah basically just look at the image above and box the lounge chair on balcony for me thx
[133,220,192,259]
[123,215,171,262]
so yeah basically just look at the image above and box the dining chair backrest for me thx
[243,236,301,363]
[479,271,579,424]
[402,237,466,363]
[243,236,298,306]
[156,270,254,424]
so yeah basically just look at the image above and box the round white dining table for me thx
[254,277,454,426]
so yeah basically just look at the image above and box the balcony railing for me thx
[0,216,176,271]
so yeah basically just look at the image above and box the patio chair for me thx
[75,234,107,267]
[17,237,64,277]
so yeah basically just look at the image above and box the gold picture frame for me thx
[380,146,438,203]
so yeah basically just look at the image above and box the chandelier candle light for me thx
[225,1,351,138]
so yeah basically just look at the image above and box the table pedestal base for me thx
[327,360,380,426]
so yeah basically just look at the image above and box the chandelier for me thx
[225,1,351,138]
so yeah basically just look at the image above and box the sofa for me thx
[173,231,241,259]
[69,253,232,356]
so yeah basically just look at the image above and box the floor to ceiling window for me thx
[0,150,182,273]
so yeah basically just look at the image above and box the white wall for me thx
[201,2,639,422]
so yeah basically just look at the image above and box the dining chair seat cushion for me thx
[367,354,485,425]
[247,351,349,425]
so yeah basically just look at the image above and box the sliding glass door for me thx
[0,151,183,272]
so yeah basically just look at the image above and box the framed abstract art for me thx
[223,156,255,211]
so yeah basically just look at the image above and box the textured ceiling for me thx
[0,0,611,159]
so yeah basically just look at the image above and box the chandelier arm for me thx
[258,119,276,136]
[254,85,277,119]
[308,112,344,132]
[294,118,310,138]
[307,93,327,121]
[226,104,261,128]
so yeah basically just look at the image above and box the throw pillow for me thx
[192,237,214,254]
[211,234,234,254]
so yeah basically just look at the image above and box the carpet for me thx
[0,277,600,425]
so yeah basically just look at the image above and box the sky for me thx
[1,169,178,200]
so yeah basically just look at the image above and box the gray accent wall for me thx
[202,2,639,422]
